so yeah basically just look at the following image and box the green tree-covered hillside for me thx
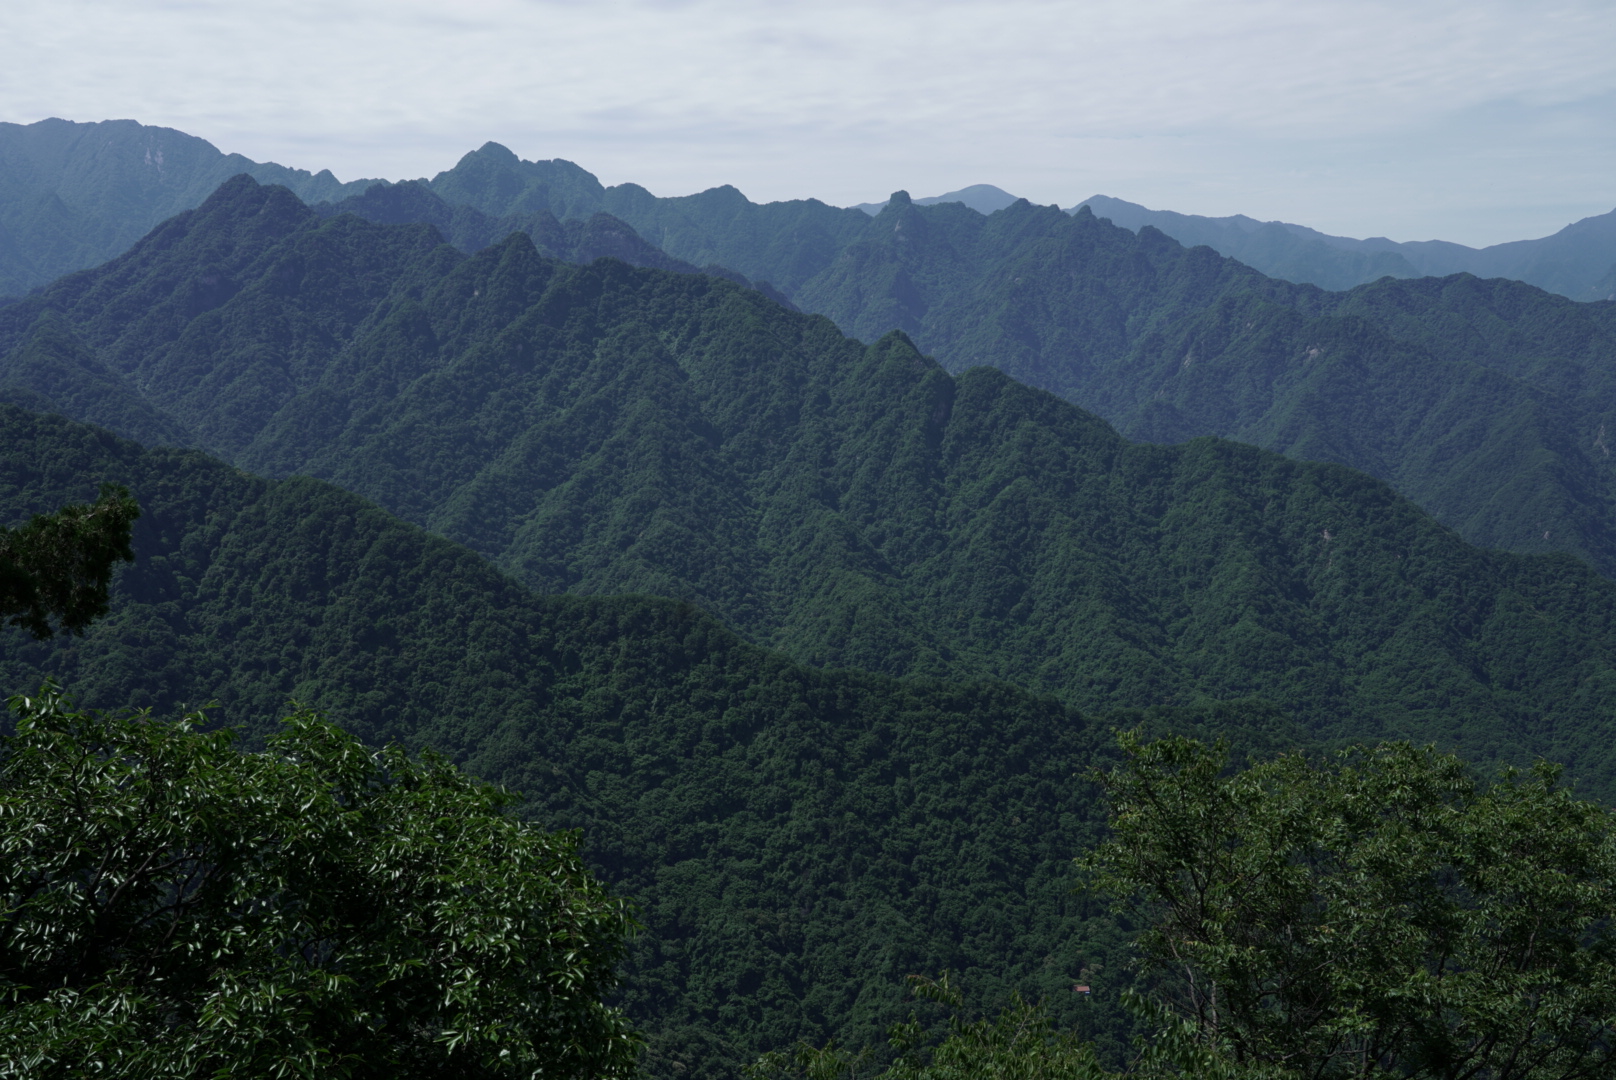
[345,150,1616,578]
[6,181,1616,792]
[11,136,1616,581]
[0,404,1128,1078]
[787,197,1616,578]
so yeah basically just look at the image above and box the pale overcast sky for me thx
[2,0,1613,247]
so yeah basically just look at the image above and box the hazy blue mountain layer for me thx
[418,141,874,294]
[0,117,379,297]
[7,177,1616,801]
[1074,194,1616,301]
[313,178,797,307]
[851,184,1022,216]
[0,403,1137,1079]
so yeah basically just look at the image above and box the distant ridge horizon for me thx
[1069,192,1616,300]
[3,117,1612,301]
[842,177,1615,300]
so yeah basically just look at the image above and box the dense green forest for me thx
[1,686,641,1078]
[316,158,1616,581]
[6,178,1616,796]
[9,131,1616,582]
[0,404,1142,1077]
[7,148,1616,1076]
[782,196,1616,579]
[9,406,1616,1076]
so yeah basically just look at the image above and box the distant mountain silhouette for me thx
[1073,194,1616,301]
[851,183,1022,216]
[0,118,379,297]
[313,178,796,307]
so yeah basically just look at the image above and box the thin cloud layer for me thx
[2,0,1612,244]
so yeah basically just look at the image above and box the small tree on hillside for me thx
[0,482,139,639]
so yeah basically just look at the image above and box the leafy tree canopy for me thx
[0,684,639,1079]
[0,482,137,639]
[1082,733,1616,1080]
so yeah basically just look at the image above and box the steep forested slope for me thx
[7,181,1616,794]
[0,403,1131,1079]
[11,133,1616,580]
[788,197,1616,578]
[0,117,376,297]
[341,148,1616,578]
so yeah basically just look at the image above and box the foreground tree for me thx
[0,685,640,1079]
[1083,734,1616,1080]
[0,483,139,639]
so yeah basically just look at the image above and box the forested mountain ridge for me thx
[11,141,1616,1079]
[8,177,1616,799]
[11,130,1616,580]
[323,146,1616,579]
[786,196,1616,579]
[314,177,798,306]
[0,403,1129,1078]
[1074,193,1616,300]
[0,117,378,297]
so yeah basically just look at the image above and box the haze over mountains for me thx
[0,118,377,296]
[1073,194,1616,300]
[851,184,1022,217]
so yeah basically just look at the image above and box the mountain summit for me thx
[851,184,1022,216]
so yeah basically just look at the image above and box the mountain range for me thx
[6,125,1616,580]
[10,178,1616,1073]
[0,117,377,296]
[7,175,1616,785]
[7,120,1616,1077]
[1072,194,1616,301]
[310,160,1616,582]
